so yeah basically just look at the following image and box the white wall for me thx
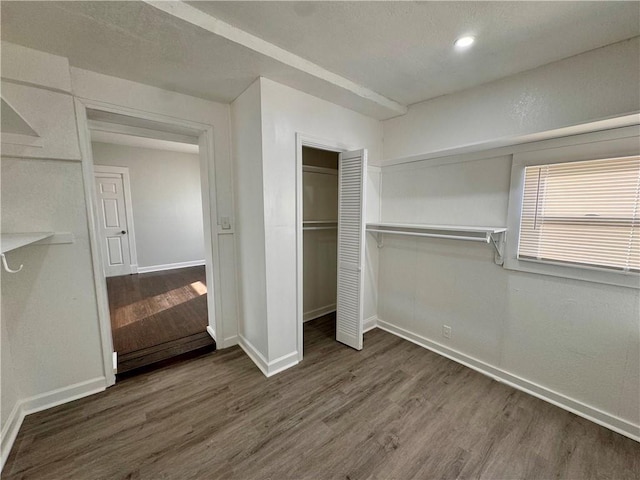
[384,37,640,161]
[379,39,640,439]
[259,77,383,363]
[92,142,205,269]
[231,79,269,358]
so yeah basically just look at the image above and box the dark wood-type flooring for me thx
[4,315,639,479]
[106,266,214,373]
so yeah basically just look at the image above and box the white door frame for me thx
[75,97,223,387]
[93,165,139,275]
[295,133,358,362]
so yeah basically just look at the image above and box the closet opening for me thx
[301,146,339,353]
[297,138,367,360]
[77,106,220,382]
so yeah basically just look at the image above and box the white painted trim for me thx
[206,325,216,343]
[199,126,224,347]
[112,352,118,374]
[303,304,336,322]
[91,129,199,154]
[238,335,299,377]
[1,377,106,471]
[1,402,23,471]
[223,335,238,347]
[376,318,640,442]
[21,377,106,415]
[238,334,269,376]
[75,98,225,389]
[93,165,139,276]
[363,315,378,333]
[75,98,117,388]
[267,351,299,377]
[136,259,206,274]
[89,119,199,146]
[144,1,406,118]
[296,133,360,363]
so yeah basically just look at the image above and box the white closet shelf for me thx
[1,232,75,253]
[366,223,506,265]
[303,220,338,231]
[1,232,75,272]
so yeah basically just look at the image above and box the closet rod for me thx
[366,228,490,243]
[303,226,338,231]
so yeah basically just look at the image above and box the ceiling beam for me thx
[143,1,408,117]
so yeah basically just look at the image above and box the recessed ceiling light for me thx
[454,36,475,49]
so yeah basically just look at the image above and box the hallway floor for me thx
[107,266,214,373]
[4,316,639,479]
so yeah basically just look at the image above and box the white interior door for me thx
[95,171,133,277]
[336,148,367,350]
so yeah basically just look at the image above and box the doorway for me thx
[91,130,214,374]
[301,146,339,354]
[296,134,368,362]
[76,102,221,383]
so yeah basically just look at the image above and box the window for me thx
[519,156,640,273]
[505,127,640,288]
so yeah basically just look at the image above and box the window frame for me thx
[505,126,640,289]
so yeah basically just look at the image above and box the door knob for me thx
[121,230,127,234]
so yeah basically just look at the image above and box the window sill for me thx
[503,256,640,289]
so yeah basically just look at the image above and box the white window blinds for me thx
[518,155,640,273]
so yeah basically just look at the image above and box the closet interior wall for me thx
[302,147,339,322]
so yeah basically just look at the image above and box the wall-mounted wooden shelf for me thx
[366,223,507,264]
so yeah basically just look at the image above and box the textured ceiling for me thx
[1,1,275,102]
[189,1,640,105]
[1,1,638,119]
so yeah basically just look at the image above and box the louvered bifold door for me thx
[336,149,367,350]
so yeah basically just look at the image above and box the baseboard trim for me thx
[238,334,270,377]
[20,377,107,415]
[237,335,299,378]
[363,315,378,333]
[1,376,107,471]
[137,260,205,274]
[222,335,239,348]
[376,319,639,442]
[267,351,299,377]
[1,402,23,471]
[206,325,216,342]
[303,304,336,322]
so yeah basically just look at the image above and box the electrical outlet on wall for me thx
[442,325,452,339]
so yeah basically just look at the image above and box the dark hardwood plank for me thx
[106,266,212,372]
[107,266,209,354]
[4,315,639,480]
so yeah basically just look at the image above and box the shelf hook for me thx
[375,232,384,249]
[1,253,23,273]
[489,233,505,266]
